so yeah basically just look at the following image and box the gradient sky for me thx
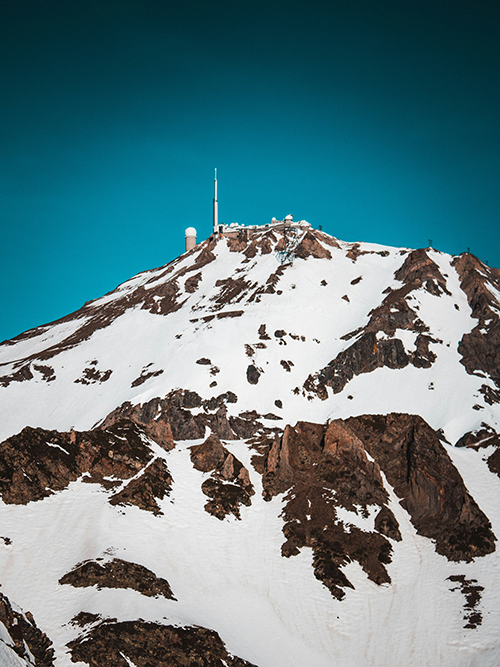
[1,0,500,342]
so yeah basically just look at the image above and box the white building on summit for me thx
[185,227,197,252]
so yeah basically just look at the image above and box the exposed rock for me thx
[455,426,500,450]
[303,249,448,397]
[448,575,484,629]
[479,384,500,405]
[294,231,332,260]
[184,272,202,293]
[70,611,103,628]
[190,434,254,519]
[453,252,500,388]
[130,367,164,387]
[347,413,496,561]
[307,332,409,396]
[109,457,173,515]
[68,619,258,667]
[0,363,34,387]
[33,364,56,382]
[394,248,451,295]
[212,277,254,309]
[102,390,238,442]
[487,448,500,478]
[190,434,227,472]
[261,420,397,599]
[258,324,271,340]
[260,414,496,598]
[0,420,155,505]
[0,592,55,666]
[246,365,261,385]
[59,558,176,599]
[411,334,438,368]
[75,366,113,384]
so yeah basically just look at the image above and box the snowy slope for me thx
[1,224,500,667]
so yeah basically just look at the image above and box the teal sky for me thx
[1,0,500,342]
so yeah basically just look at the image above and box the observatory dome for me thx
[185,227,197,237]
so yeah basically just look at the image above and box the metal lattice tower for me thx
[276,225,301,265]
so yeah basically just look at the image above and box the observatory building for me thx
[185,227,197,252]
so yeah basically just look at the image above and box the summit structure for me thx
[213,168,218,235]
[0,224,500,667]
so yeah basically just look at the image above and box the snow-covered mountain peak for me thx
[2,225,500,667]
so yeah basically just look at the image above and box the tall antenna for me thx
[213,168,218,235]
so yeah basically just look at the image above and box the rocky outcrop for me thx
[59,558,176,599]
[259,414,495,599]
[109,457,172,515]
[102,390,242,443]
[0,420,172,514]
[0,420,154,504]
[0,592,55,666]
[347,414,496,561]
[68,619,257,667]
[294,230,332,260]
[306,332,409,396]
[453,252,500,388]
[448,574,484,629]
[303,249,448,397]
[261,420,398,599]
[190,434,254,520]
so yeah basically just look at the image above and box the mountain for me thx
[1,220,500,667]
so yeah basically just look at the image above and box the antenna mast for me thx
[213,168,218,235]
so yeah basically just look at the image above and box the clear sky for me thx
[1,0,500,342]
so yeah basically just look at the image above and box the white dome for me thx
[185,227,197,237]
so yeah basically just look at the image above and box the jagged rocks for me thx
[68,620,257,667]
[309,332,409,395]
[109,457,172,515]
[260,414,495,599]
[294,230,332,260]
[102,390,240,442]
[0,420,154,505]
[190,434,254,520]
[0,592,55,666]
[59,558,176,599]
[453,252,500,388]
[0,420,173,514]
[347,414,496,561]
[303,249,449,397]
[261,420,398,599]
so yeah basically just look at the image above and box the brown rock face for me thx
[0,420,172,514]
[453,252,500,388]
[68,620,257,667]
[102,389,241,442]
[190,434,255,520]
[0,592,55,666]
[294,230,332,260]
[303,249,446,397]
[260,414,496,599]
[59,558,176,599]
[347,414,496,561]
[261,420,398,599]
[309,332,410,395]
[109,457,172,515]
[0,420,153,504]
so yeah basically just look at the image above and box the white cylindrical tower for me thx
[185,227,197,252]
